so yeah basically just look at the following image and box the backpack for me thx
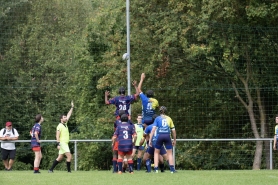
[2,128,15,135]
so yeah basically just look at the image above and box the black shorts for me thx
[1,148,16,160]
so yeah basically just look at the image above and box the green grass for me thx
[1,170,278,185]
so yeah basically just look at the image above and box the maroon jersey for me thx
[108,95,137,117]
[113,123,136,152]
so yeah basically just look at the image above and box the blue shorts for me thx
[147,146,166,156]
[155,134,172,150]
[143,119,153,125]
[133,146,145,150]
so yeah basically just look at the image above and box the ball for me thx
[122,53,129,61]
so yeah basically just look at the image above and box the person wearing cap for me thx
[105,81,139,120]
[138,73,159,127]
[0,122,19,171]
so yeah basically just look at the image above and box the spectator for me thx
[0,122,19,171]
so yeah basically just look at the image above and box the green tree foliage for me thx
[1,0,278,171]
[0,0,92,169]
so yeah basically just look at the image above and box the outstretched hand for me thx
[132,80,137,86]
[141,73,145,80]
[105,91,110,96]
[71,101,74,108]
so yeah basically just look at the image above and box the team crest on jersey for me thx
[121,126,129,130]
[119,100,126,104]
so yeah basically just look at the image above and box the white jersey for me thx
[0,128,19,150]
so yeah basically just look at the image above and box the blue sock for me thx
[137,158,142,170]
[128,160,134,172]
[146,159,151,172]
[112,160,117,172]
[169,165,175,172]
[118,161,123,172]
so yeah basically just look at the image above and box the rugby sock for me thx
[66,161,71,172]
[137,158,142,170]
[49,160,59,171]
[112,158,117,172]
[169,165,175,172]
[128,160,134,172]
[146,159,151,172]
[159,163,165,172]
[154,166,159,172]
[34,167,39,172]
[117,159,123,172]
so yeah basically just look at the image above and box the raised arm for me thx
[66,101,74,121]
[105,91,110,104]
[138,73,145,93]
[132,80,139,97]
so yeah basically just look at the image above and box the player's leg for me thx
[159,146,167,172]
[49,154,63,172]
[117,151,124,174]
[145,147,154,172]
[49,143,68,173]
[65,152,72,172]
[131,147,137,158]
[163,135,176,173]
[153,135,164,173]
[153,148,160,173]
[142,147,151,172]
[59,143,72,172]
[33,147,42,173]
[126,150,134,173]
[112,149,118,173]
[136,146,144,170]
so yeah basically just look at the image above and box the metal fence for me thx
[7,138,274,171]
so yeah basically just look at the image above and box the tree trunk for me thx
[264,140,270,169]
[253,140,263,169]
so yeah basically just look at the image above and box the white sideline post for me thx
[74,141,77,171]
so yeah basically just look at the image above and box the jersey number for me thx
[162,119,168,127]
[119,105,127,110]
[123,130,128,139]
[147,103,152,110]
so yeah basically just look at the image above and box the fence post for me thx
[270,139,273,170]
[173,145,175,167]
[74,140,77,171]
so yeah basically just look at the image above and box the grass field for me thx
[1,170,278,185]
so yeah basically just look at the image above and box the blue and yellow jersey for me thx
[145,124,158,145]
[140,93,159,122]
[153,115,175,134]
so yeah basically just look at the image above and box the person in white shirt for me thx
[0,122,19,171]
